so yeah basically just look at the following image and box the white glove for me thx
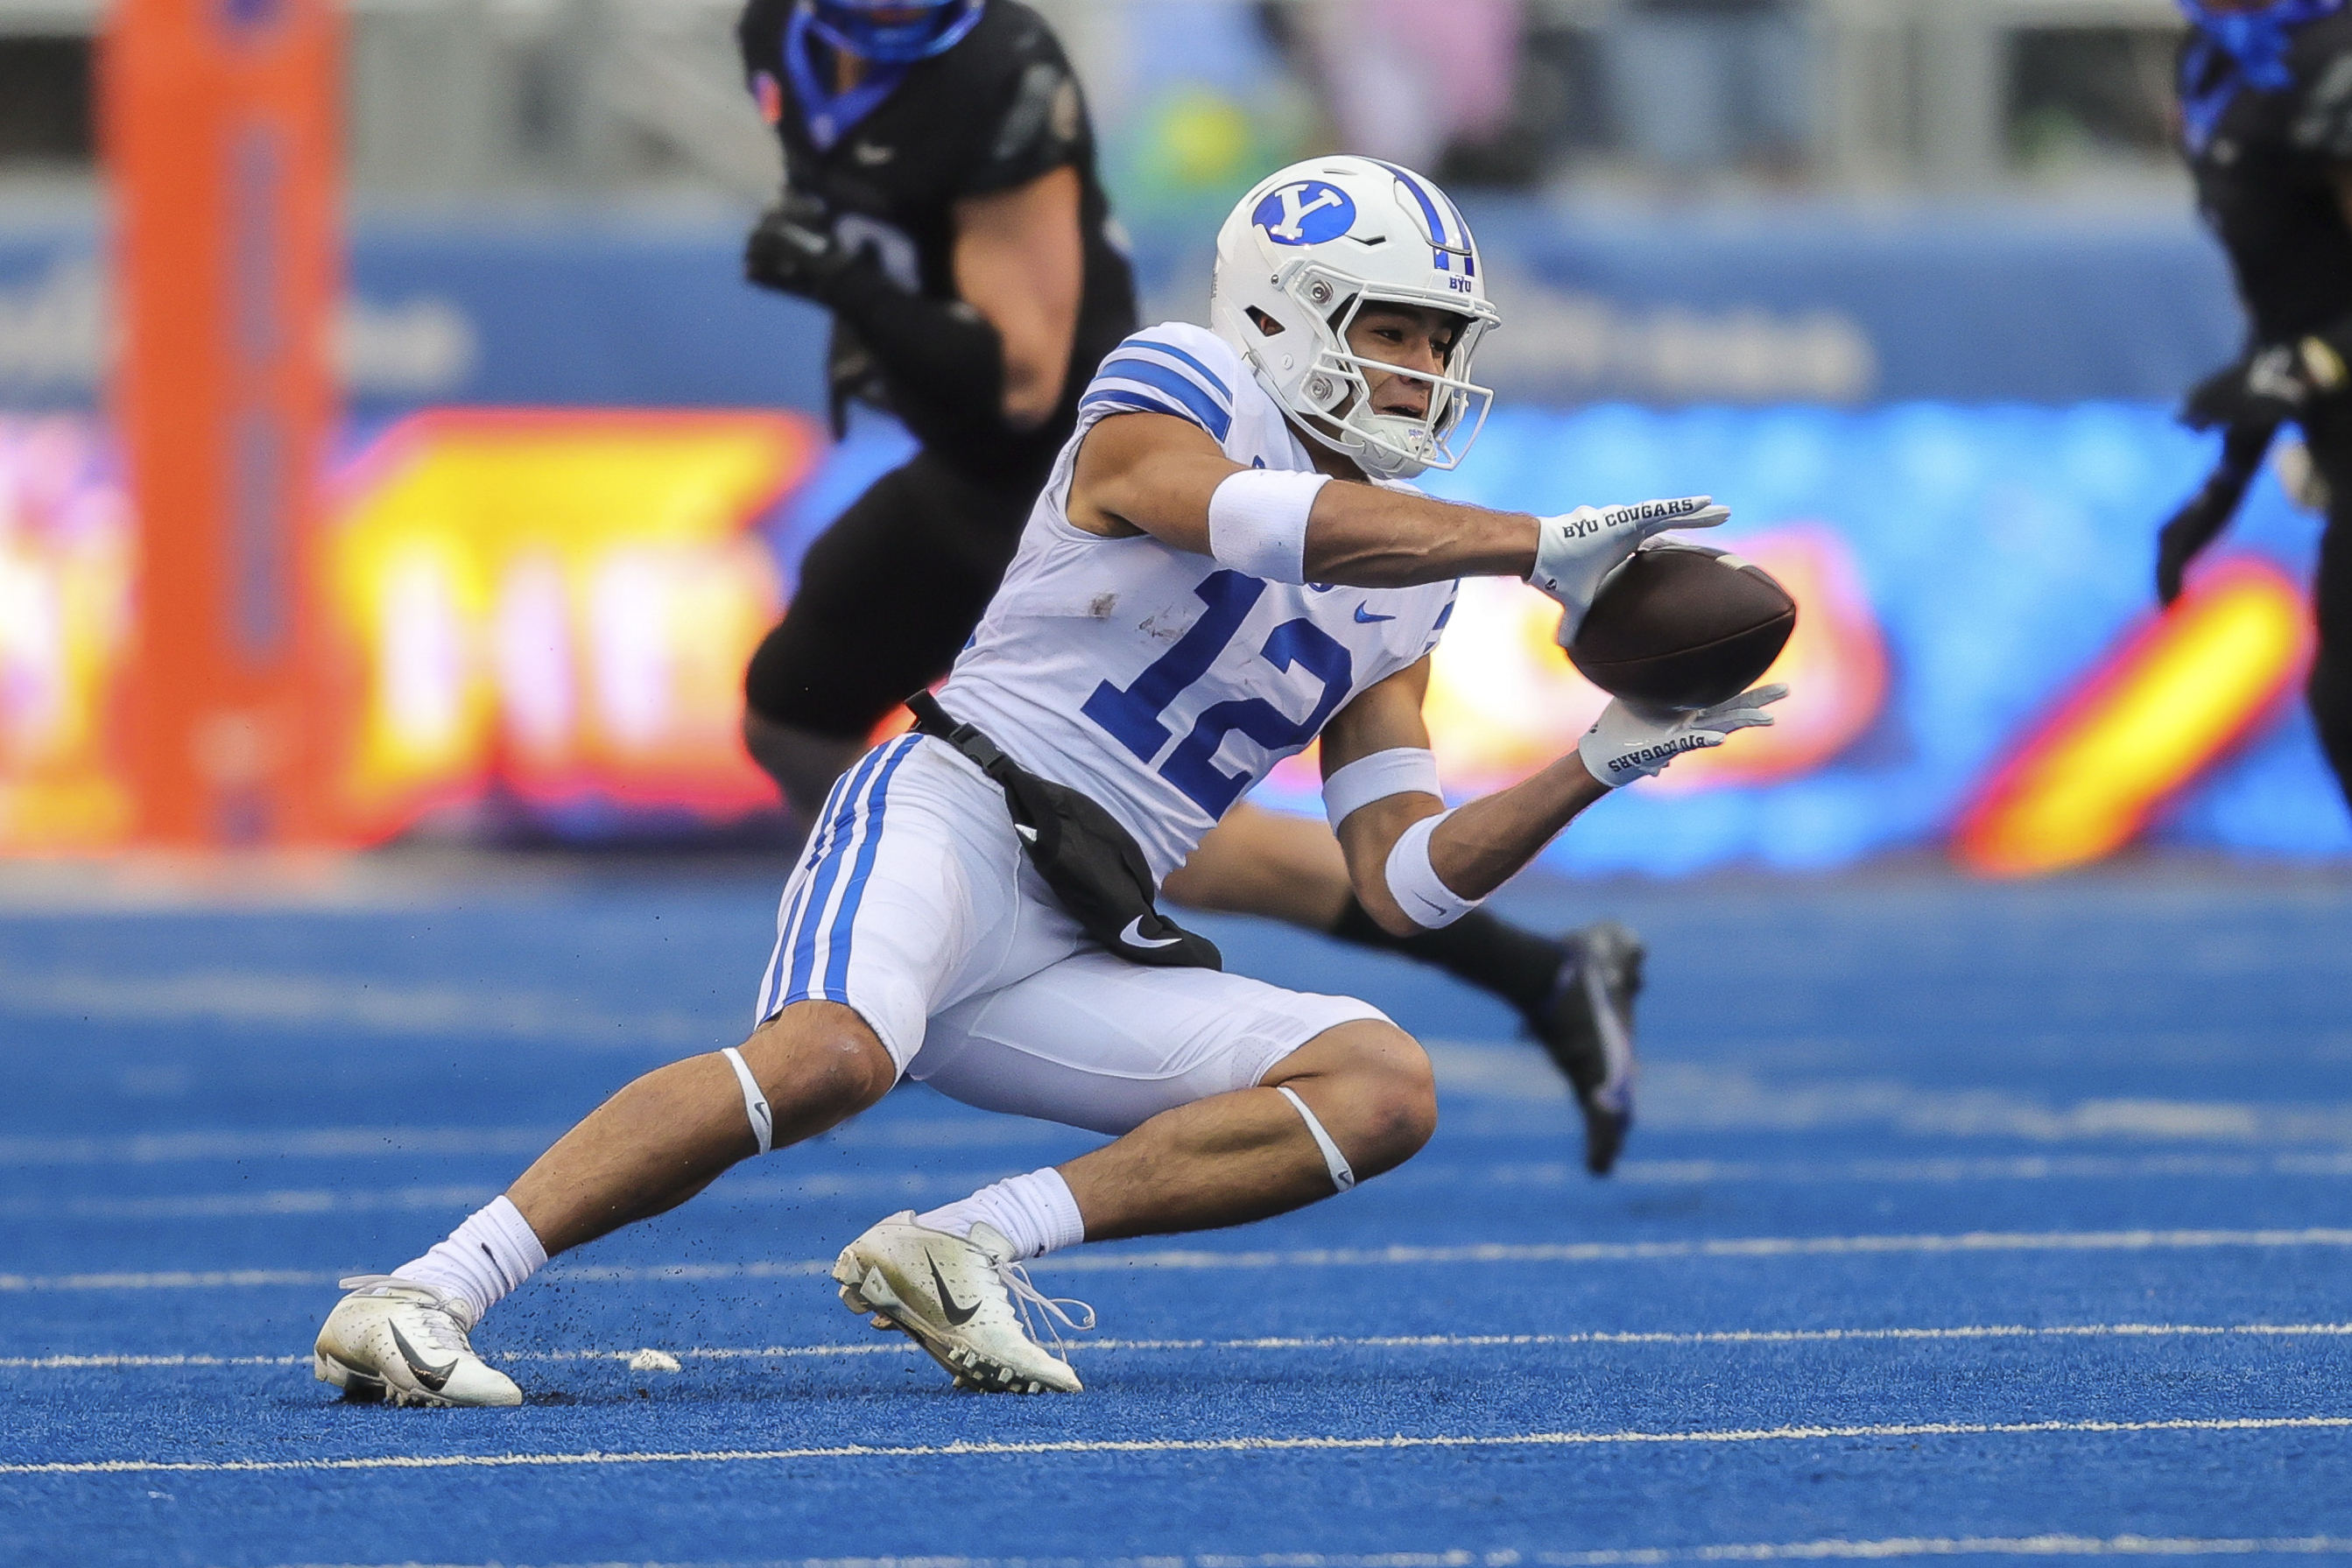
[1578,685,1786,789]
[1532,495,1730,643]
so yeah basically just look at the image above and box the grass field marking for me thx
[0,1117,1069,1169]
[13,1320,2352,1374]
[0,963,711,1048]
[1035,1227,2352,1273]
[0,1127,567,1168]
[0,1269,340,1292]
[11,1128,2350,1178]
[16,1226,2352,1292]
[1426,1044,2352,1143]
[0,1353,307,1369]
[32,1150,2352,1223]
[207,1538,2352,1568]
[11,1414,2352,1477]
[0,1169,1030,1222]
[1534,1536,2352,1564]
[1538,1151,2352,1188]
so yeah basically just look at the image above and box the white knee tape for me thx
[1275,1085,1356,1193]
[721,1046,773,1156]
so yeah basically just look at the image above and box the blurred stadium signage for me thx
[326,411,814,840]
[1954,559,2314,877]
[0,205,2250,415]
[1,404,2342,869]
[0,411,814,848]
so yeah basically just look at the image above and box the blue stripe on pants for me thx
[781,742,894,1003]
[819,736,919,1003]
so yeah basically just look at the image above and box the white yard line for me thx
[11,1415,2352,1478]
[0,1170,1003,1221]
[0,1118,1067,1168]
[11,1320,2351,1374]
[11,1227,2352,1293]
[0,966,710,1047]
[1534,1539,2352,1564]
[208,1538,2352,1568]
[24,1151,2352,1223]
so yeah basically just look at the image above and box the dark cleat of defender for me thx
[1525,921,1645,1176]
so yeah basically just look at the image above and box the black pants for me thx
[2296,404,2352,807]
[744,449,1037,740]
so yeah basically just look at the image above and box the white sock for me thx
[393,1195,548,1325]
[917,1167,1086,1262]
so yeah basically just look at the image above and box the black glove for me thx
[744,194,863,306]
[2181,345,2313,431]
[744,192,1014,464]
[2156,422,2277,606]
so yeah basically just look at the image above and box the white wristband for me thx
[1322,748,1441,832]
[1384,808,1482,930]
[1208,468,1329,584]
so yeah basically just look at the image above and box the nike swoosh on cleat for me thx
[926,1255,981,1326]
[1353,604,1396,623]
[388,1323,457,1392]
[1118,916,1182,949]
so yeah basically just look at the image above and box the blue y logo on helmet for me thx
[1251,181,1356,246]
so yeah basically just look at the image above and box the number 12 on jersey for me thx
[1081,570,1354,818]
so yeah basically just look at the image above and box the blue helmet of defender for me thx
[803,0,985,63]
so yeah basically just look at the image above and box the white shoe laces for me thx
[994,1258,1095,1353]
[337,1273,477,1357]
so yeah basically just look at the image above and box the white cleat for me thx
[313,1275,523,1408]
[833,1212,1092,1394]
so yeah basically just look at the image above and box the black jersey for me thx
[2186,9,2352,345]
[737,0,1138,485]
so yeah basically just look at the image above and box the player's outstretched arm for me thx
[1320,663,1783,938]
[1069,411,1721,629]
[1069,411,1532,579]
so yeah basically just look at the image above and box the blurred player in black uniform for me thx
[733,0,1648,1171]
[2160,0,2352,808]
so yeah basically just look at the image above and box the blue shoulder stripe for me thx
[1121,337,1233,402]
[1080,390,1234,445]
[1090,357,1234,441]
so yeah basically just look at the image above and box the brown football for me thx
[1566,540,1796,709]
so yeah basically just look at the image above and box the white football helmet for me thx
[1211,155,1502,480]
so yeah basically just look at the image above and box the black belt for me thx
[906,691,1222,971]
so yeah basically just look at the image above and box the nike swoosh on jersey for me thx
[853,143,895,165]
[927,1254,981,1325]
[1117,915,1183,949]
[1353,604,1397,623]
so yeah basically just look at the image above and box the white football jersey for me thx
[940,322,1459,881]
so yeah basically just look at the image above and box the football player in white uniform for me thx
[312,156,1783,1405]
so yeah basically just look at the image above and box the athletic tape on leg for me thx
[721,1047,774,1156]
[1275,1085,1356,1193]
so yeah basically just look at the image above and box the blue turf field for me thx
[4,856,2352,1565]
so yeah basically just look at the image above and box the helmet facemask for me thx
[1274,263,1498,480]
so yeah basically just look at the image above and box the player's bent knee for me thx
[1355,1039,1439,1179]
[742,1000,898,1126]
[1273,1020,1437,1182]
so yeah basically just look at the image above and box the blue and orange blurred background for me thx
[0,0,2342,876]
